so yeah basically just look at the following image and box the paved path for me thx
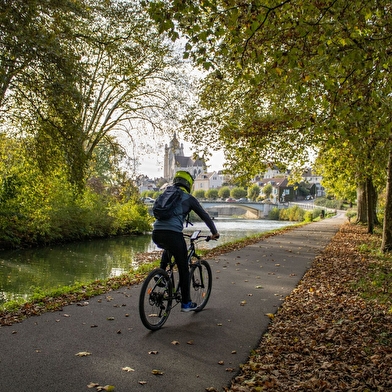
[0,214,345,392]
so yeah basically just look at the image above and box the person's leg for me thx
[152,230,190,304]
[160,250,170,270]
[169,237,189,304]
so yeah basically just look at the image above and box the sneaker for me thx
[181,301,198,312]
[154,274,166,288]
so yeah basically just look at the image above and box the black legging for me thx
[152,230,190,304]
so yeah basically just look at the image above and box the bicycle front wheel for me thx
[139,268,172,330]
[189,260,212,311]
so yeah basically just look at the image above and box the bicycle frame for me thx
[163,230,208,307]
[139,230,213,330]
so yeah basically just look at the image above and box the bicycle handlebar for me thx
[183,230,219,242]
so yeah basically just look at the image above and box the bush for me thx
[193,189,205,199]
[206,189,219,200]
[279,205,305,221]
[304,211,314,222]
[314,197,344,210]
[268,207,280,220]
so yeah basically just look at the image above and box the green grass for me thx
[354,233,392,307]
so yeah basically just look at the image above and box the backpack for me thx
[153,185,183,220]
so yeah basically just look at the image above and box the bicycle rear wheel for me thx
[189,260,212,311]
[139,268,172,330]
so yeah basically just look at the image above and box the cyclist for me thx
[152,170,219,312]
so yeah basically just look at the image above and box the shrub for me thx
[279,205,305,221]
[268,207,280,220]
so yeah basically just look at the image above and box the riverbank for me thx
[0,219,298,309]
[228,223,392,391]
[0,223,302,321]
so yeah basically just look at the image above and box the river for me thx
[0,219,294,304]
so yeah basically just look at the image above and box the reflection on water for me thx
[0,219,294,303]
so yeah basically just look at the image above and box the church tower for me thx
[163,133,205,181]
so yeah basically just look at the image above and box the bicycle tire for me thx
[189,260,212,311]
[139,268,172,330]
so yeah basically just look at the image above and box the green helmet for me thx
[173,170,194,193]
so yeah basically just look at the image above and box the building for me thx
[163,133,206,181]
[302,168,325,198]
[258,177,295,203]
[193,171,224,191]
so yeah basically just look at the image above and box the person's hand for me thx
[211,233,220,240]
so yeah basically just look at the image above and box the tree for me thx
[231,187,247,199]
[247,184,260,201]
[262,184,273,201]
[206,188,219,200]
[193,189,205,199]
[2,0,192,189]
[382,150,392,252]
[0,0,88,110]
[146,0,392,249]
[218,186,230,199]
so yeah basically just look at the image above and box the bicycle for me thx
[139,230,213,330]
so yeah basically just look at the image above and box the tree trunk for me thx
[382,148,392,252]
[356,182,367,223]
[366,177,375,234]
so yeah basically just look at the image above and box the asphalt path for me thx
[0,213,345,392]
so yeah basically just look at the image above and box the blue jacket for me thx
[153,188,218,234]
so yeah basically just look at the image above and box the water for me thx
[0,219,294,303]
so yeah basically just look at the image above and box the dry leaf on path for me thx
[122,367,135,372]
[75,351,91,357]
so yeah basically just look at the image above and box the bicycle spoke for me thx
[139,269,172,330]
[189,260,212,311]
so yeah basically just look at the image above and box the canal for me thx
[0,219,294,304]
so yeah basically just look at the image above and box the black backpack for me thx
[153,185,183,220]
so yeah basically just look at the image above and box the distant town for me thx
[138,133,326,204]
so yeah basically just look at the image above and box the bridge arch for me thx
[200,201,271,219]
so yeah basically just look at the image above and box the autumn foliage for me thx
[228,224,392,391]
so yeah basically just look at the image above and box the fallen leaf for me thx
[87,382,99,388]
[151,369,164,375]
[240,300,246,306]
[148,350,158,355]
[187,340,194,345]
[75,351,91,357]
[97,385,115,391]
[171,340,180,345]
[265,313,275,319]
[138,381,147,385]
[122,367,135,372]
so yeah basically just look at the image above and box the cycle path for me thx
[0,213,345,392]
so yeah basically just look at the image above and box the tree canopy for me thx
[1,0,194,187]
[146,0,392,249]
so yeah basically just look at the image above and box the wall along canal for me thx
[0,219,294,304]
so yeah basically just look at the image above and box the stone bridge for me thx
[200,201,271,219]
